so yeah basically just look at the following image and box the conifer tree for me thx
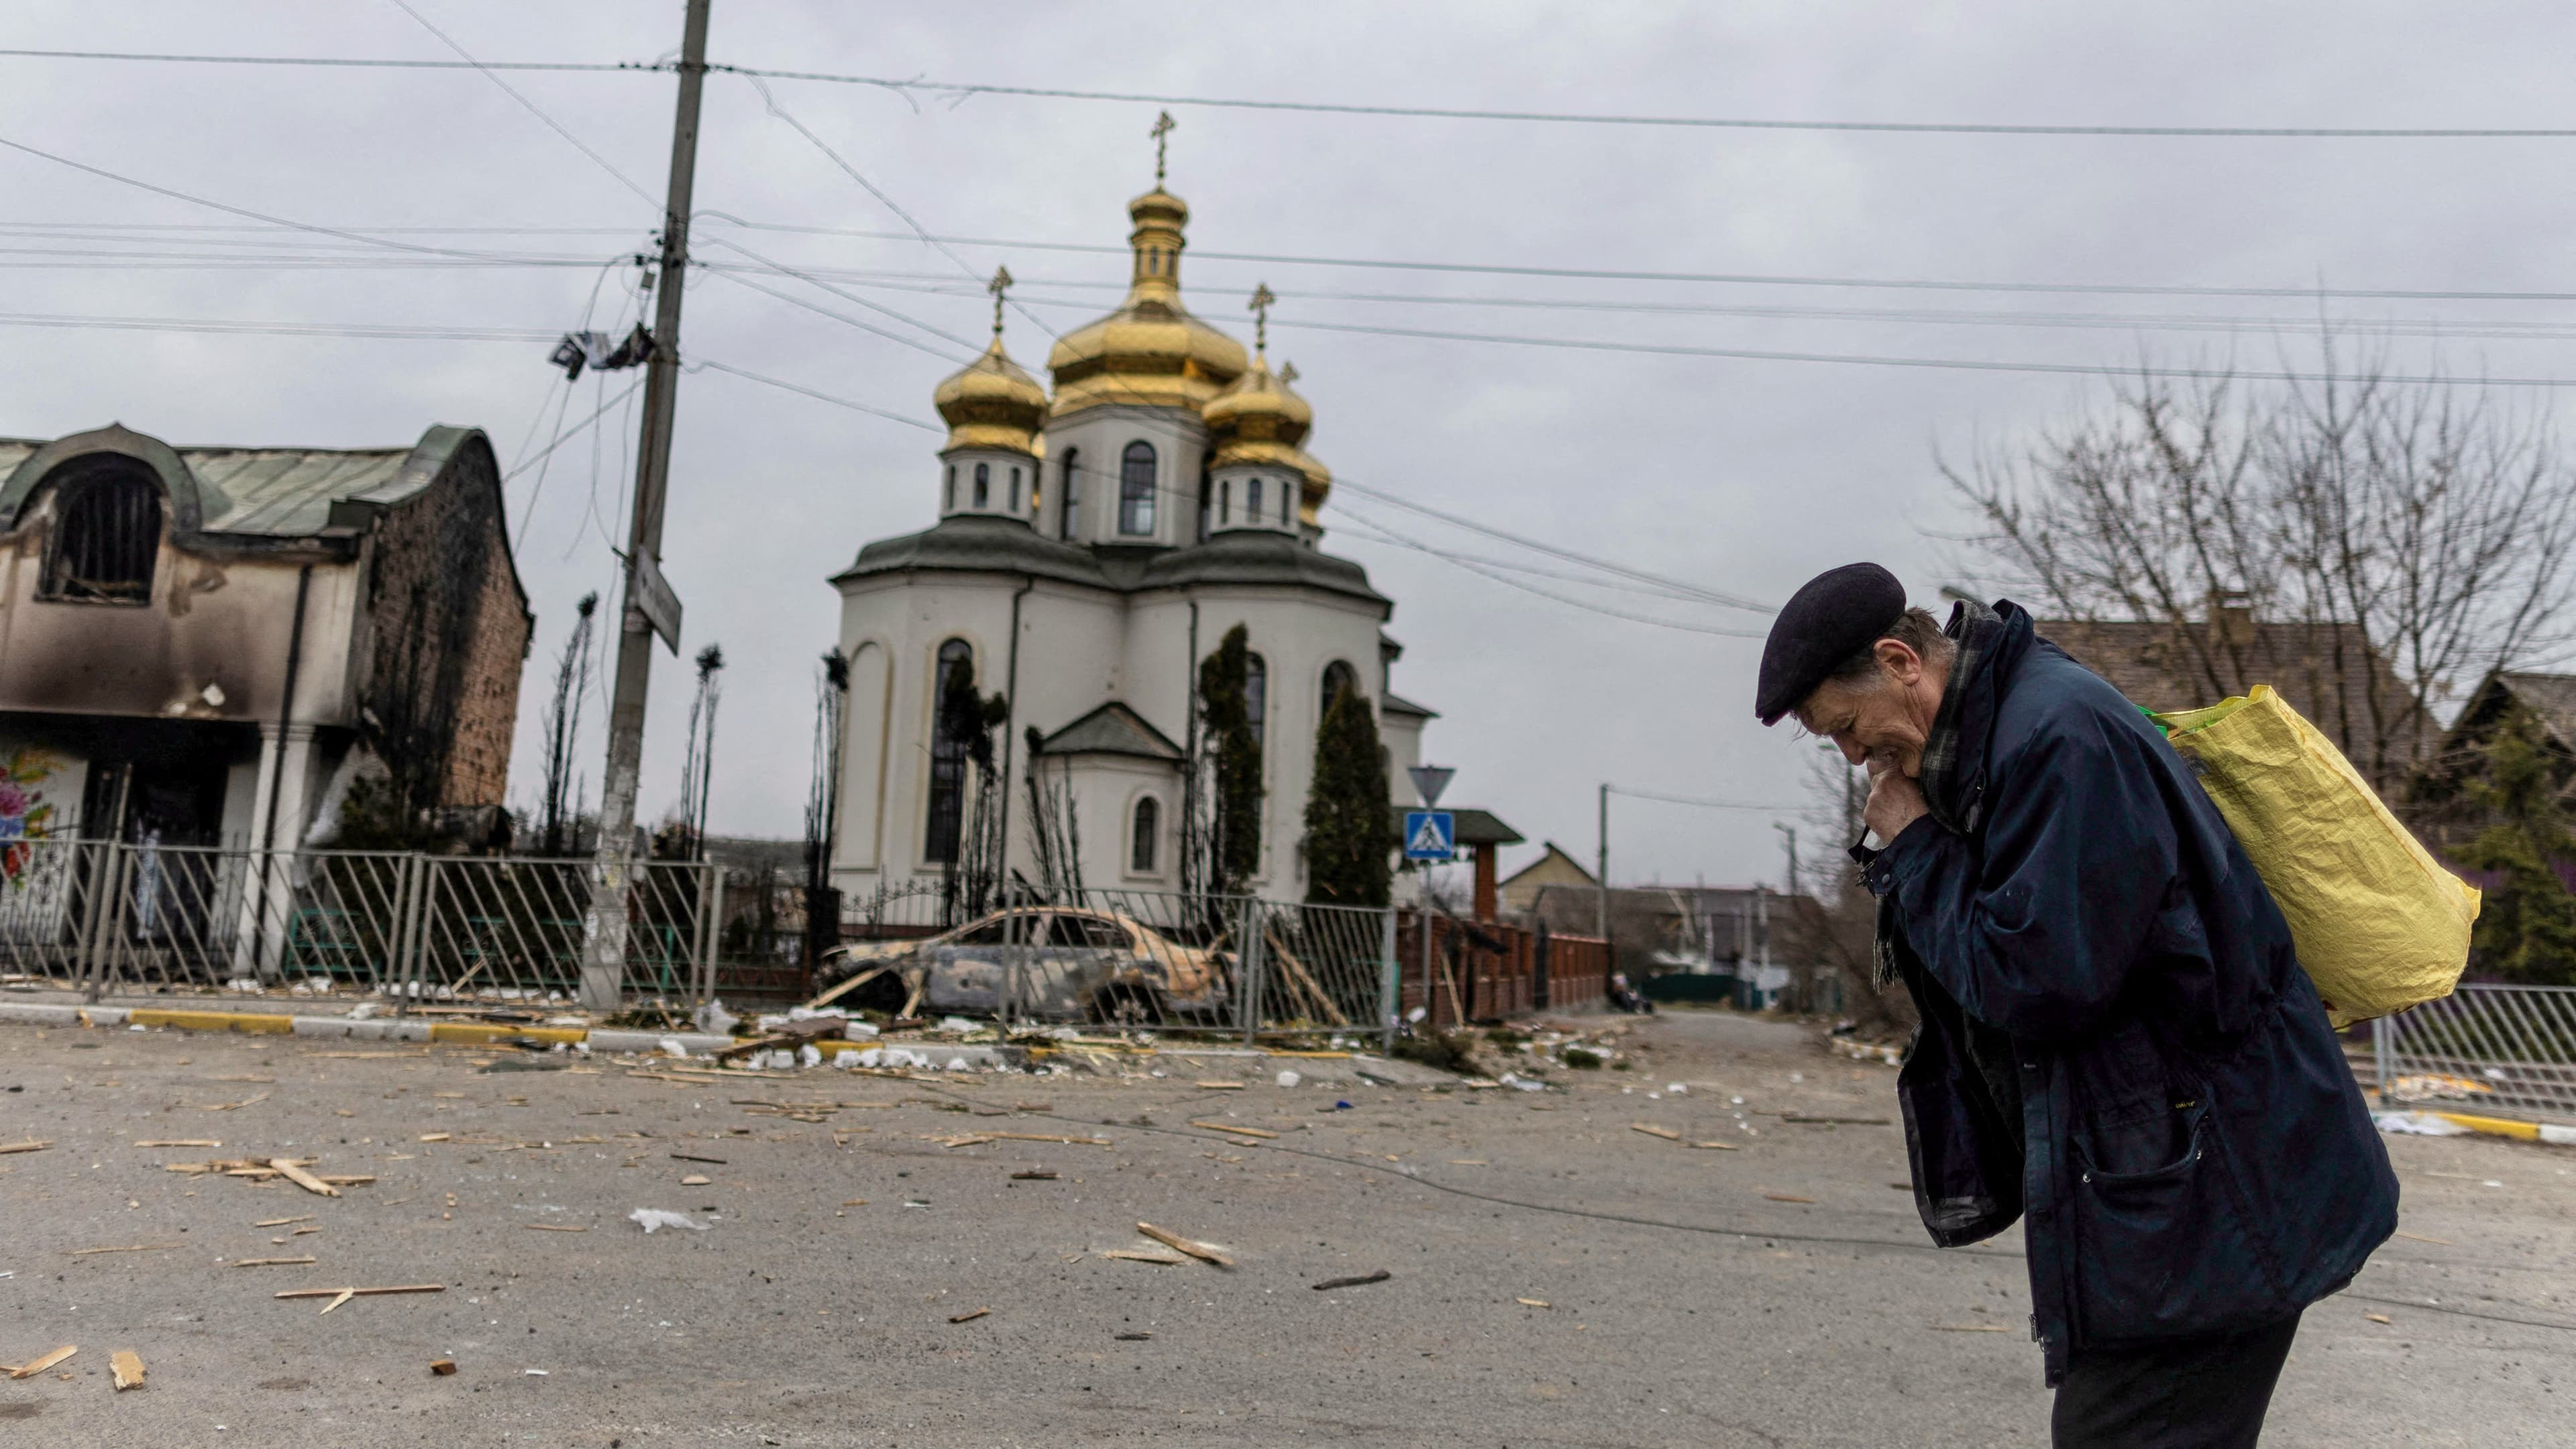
[1303,687,1393,906]
[2456,708,2576,984]
[1196,625,1264,895]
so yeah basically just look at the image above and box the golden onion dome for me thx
[1209,358,1330,523]
[933,333,1049,456]
[1046,187,1247,417]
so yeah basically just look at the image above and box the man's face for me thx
[1793,641,1946,777]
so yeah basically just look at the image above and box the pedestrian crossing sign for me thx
[1403,810,1456,862]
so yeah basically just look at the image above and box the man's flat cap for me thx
[1755,562,1908,726]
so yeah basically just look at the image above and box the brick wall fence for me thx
[1394,909,1608,1029]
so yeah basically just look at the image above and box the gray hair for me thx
[1825,606,1953,687]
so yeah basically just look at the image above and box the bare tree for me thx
[1945,339,2576,795]
[1784,741,1913,1034]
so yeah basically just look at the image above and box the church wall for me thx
[1044,405,1208,549]
[834,640,889,873]
[1128,585,1389,898]
[1056,753,1181,892]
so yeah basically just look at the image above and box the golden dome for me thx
[1046,188,1247,417]
[1208,356,1329,523]
[933,334,1049,456]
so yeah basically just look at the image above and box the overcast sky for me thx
[6,3,2572,890]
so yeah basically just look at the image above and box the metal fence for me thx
[0,836,807,1007]
[2377,982,2576,1122]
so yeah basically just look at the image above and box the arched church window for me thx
[1060,449,1081,538]
[39,462,160,604]
[973,462,990,509]
[1130,796,1161,873]
[1281,482,1293,526]
[1245,653,1267,753]
[1008,465,1022,514]
[1321,660,1359,720]
[925,639,975,863]
[945,465,956,513]
[1247,478,1263,523]
[1219,478,1231,527]
[1118,441,1157,535]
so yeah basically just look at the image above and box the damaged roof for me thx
[0,423,478,540]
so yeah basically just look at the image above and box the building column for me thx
[231,723,318,981]
[1472,843,1498,922]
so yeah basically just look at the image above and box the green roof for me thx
[0,423,479,541]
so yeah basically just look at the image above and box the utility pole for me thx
[580,0,712,1011]
[1774,822,1798,896]
[1595,783,1609,943]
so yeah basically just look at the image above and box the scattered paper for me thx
[628,1208,708,1234]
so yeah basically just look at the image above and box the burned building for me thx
[0,421,531,862]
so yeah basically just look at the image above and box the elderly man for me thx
[1757,564,2395,1448]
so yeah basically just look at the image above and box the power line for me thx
[1607,786,1802,812]
[1332,508,1768,639]
[1330,476,1774,612]
[386,0,661,208]
[503,375,646,483]
[9,48,2572,138]
[1271,315,2576,388]
[0,309,555,341]
[692,358,945,431]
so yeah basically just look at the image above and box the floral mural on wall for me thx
[1,746,62,886]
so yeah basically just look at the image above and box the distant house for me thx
[2039,600,2428,792]
[1497,841,1596,918]
[2411,670,2576,851]
[0,421,531,859]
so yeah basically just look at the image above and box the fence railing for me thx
[2377,982,2576,1122]
[0,836,808,1007]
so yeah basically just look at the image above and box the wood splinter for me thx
[1135,1221,1232,1267]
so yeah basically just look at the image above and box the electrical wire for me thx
[8,48,2573,139]
[1331,476,1773,612]
[1607,786,1803,811]
[702,262,981,363]
[1270,314,2576,388]
[692,358,945,431]
[386,0,661,209]
[0,309,555,341]
[503,375,645,484]
[1331,508,1768,638]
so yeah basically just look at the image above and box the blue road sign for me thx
[1403,810,1456,862]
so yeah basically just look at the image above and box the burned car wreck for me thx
[824,906,1231,1026]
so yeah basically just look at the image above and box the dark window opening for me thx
[1282,480,1294,526]
[1060,448,1081,538]
[1248,477,1264,523]
[973,462,990,509]
[1130,796,1161,873]
[40,464,160,604]
[1118,441,1157,535]
[1245,653,1268,753]
[1219,478,1232,527]
[945,465,956,512]
[925,638,975,863]
[1322,659,1359,720]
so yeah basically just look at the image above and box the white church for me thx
[825,165,1438,904]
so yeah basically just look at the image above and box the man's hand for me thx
[1864,757,1931,843]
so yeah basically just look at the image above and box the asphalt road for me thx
[0,1008,2568,1447]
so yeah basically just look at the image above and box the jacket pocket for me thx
[2070,1097,2289,1344]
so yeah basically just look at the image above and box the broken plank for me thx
[948,1307,989,1324]
[110,1350,145,1391]
[799,963,890,1013]
[1135,1221,1232,1267]
[1763,1193,1817,1204]
[1194,1081,1245,1089]
[1310,1269,1391,1290]
[317,1289,354,1316]
[254,1216,315,1228]
[668,1152,728,1164]
[65,1243,179,1256]
[270,1159,341,1198]
[1100,1248,1187,1265]
[1629,1124,1681,1140]
[0,1140,52,1155]
[7,1345,76,1379]
[315,1175,376,1187]
[273,1285,445,1300]
[1688,1140,1740,1151]
[1189,1120,1279,1140]
[133,1139,221,1148]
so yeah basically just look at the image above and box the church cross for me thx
[1248,283,1275,356]
[1151,111,1177,184]
[987,266,1014,339]
[1279,362,1299,386]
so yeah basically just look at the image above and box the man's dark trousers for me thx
[2051,1311,2302,1448]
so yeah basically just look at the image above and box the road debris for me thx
[133,1138,220,1148]
[669,1152,727,1165]
[1114,1331,1152,1340]
[318,1290,354,1315]
[271,1159,341,1197]
[6,1345,76,1379]
[110,1350,145,1391]
[254,1217,313,1228]
[1629,1123,1680,1140]
[680,1174,712,1186]
[1010,1171,1058,1180]
[2393,1232,2453,1246]
[1931,1324,2012,1333]
[1101,1248,1187,1265]
[1780,1114,1892,1126]
[1517,1297,1552,1308]
[949,1307,990,1324]
[1764,1193,1817,1204]
[0,1139,52,1155]
[66,1243,179,1256]
[1311,1270,1391,1290]
[233,1257,317,1268]
[430,1358,458,1376]
[1136,1222,1233,1267]
[628,1208,708,1233]
[2365,1313,2394,1324]
[1688,1140,1740,1150]
[274,1285,443,1301]
[522,1224,588,1233]
[1190,1120,1279,1140]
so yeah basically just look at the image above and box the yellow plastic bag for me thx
[2152,685,2479,1028]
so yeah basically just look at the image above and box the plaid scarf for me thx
[1872,598,2000,988]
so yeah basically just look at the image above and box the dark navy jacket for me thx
[1859,602,2397,1382]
